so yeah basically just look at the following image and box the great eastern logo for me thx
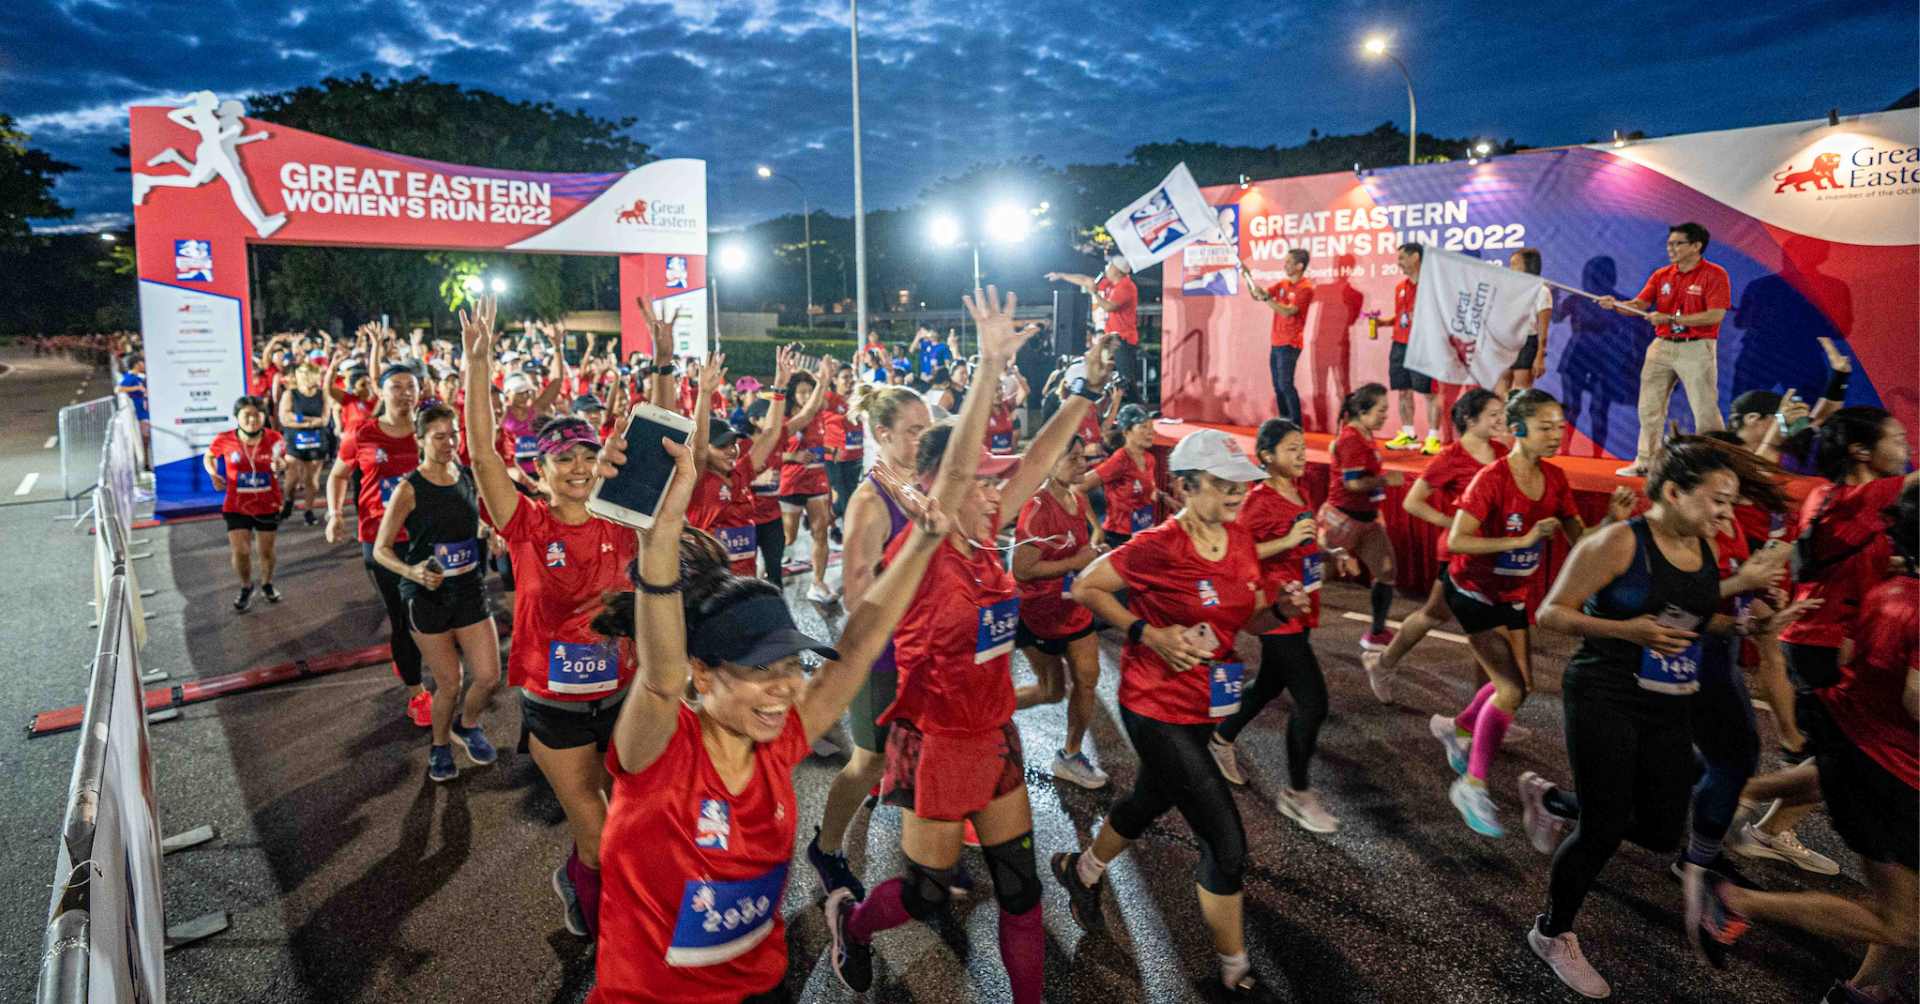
[616,197,698,230]
[1773,153,1842,193]
[617,199,650,225]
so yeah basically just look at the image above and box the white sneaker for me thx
[1207,736,1246,785]
[1529,920,1611,998]
[1517,771,1570,855]
[1362,650,1394,704]
[1429,714,1469,776]
[1051,749,1110,789]
[1506,722,1533,743]
[1277,786,1339,833]
[806,583,834,603]
[1729,823,1840,875]
[1613,462,1646,479]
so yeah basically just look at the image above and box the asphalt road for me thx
[0,346,106,504]
[0,373,1879,1002]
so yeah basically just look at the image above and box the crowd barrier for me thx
[38,397,223,1004]
[56,398,116,523]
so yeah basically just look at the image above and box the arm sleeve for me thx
[1636,274,1661,305]
[1706,268,1732,311]
[1334,434,1370,476]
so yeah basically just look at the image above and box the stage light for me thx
[1612,129,1626,148]
[929,215,961,247]
[1474,142,1491,156]
[100,232,115,242]
[1363,38,1386,55]
[756,165,773,178]
[462,275,483,292]
[719,246,748,271]
[1238,174,1250,190]
[986,203,1030,244]
[489,277,507,293]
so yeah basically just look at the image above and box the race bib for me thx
[549,640,620,694]
[1768,511,1786,539]
[235,471,271,493]
[1130,506,1154,532]
[433,539,479,576]
[1370,485,1386,504]
[975,597,1019,663]
[807,446,827,469]
[1209,661,1245,718]
[514,435,539,460]
[292,429,323,451]
[378,476,401,504]
[665,864,788,968]
[717,524,757,563]
[1637,606,1703,695]
[990,432,1013,452]
[1496,541,1544,577]
[844,428,863,449]
[1060,570,1076,599]
[752,481,778,497]
[1301,551,1323,592]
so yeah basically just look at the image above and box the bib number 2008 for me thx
[549,640,619,694]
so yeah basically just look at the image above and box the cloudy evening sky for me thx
[8,0,1916,233]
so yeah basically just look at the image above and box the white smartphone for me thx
[585,402,695,529]
[1183,622,1219,653]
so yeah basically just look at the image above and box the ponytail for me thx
[1339,382,1388,423]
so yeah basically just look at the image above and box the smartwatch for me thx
[1126,619,1148,645]
[1069,377,1100,403]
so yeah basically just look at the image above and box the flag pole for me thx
[1538,276,1650,318]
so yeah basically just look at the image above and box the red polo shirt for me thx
[1265,277,1314,349]
[1392,278,1417,345]
[1097,275,1139,346]
[1636,260,1731,340]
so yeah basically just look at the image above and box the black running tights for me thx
[1110,707,1248,896]
[361,542,423,686]
[1213,631,1327,790]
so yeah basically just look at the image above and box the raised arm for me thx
[782,356,832,435]
[939,288,1037,519]
[995,333,1109,530]
[607,434,700,775]
[746,347,795,472]
[459,295,523,529]
[687,352,725,475]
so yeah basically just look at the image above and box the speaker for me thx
[1052,289,1089,358]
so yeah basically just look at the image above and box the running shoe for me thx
[1384,431,1419,451]
[805,582,835,603]
[1778,743,1812,766]
[806,828,866,901]
[304,508,319,526]
[1050,852,1105,932]
[451,722,497,765]
[233,585,254,612]
[947,866,975,897]
[1198,973,1273,1001]
[1727,823,1840,875]
[1429,714,1470,776]
[1506,722,1533,743]
[1361,650,1394,703]
[552,864,588,937]
[1276,786,1339,833]
[1613,461,1647,479]
[260,582,282,604]
[1683,865,1748,969]
[407,690,433,728]
[1518,771,1570,854]
[1420,434,1443,455]
[1449,777,1505,837]
[1529,917,1611,998]
[1823,979,1902,1004]
[427,743,457,782]
[1359,630,1395,652]
[825,888,873,992]
[1051,749,1110,789]
[1207,736,1246,786]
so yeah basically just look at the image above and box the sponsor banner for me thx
[139,281,248,478]
[1107,163,1223,271]
[1161,111,1918,461]
[1182,205,1240,296]
[1405,248,1549,389]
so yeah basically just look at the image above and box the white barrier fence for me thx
[38,399,223,1004]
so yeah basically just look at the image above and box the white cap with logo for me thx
[1166,428,1267,482]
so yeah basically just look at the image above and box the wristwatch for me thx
[1069,377,1100,402]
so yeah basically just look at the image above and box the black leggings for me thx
[756,516,785,588]
[361,543,423,687]
[1540,673,1692,936]
[827,459,862,523]
[1213,631,1327,790]
[1110,707,1247,896]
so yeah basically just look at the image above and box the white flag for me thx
[1105,163,1222,271]
[1403,248,1549,389]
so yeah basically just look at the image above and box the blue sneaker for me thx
[451,723,497,765]
[806,828,866,901]
[428,743,457,782]
[1429,714,1469,776]
[1449,777,1505,837]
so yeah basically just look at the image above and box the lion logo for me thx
[1773,153,1842,193]
[616,198,650,224]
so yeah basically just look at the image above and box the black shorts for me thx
[1388,341,1434,394]
[847,669,897,754]
[779,492,827,509]
[1102,528,1132,548]
[1509,335,1540,371]
[1016,619,1096,656]
[1440,567,1529,635]
[223,511,281,533]
[405,575,493,635]
[1813,705,1918,871]
[518,690,626,753]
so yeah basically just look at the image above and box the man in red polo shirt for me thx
[1241,248,1313,424]
[1049,254,1139,402]
[1599,221,1731,477]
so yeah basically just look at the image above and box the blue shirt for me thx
[917,342,953,377]
[118,372,148,420]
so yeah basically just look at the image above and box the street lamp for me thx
[713,246,748,350]
[755,165,815,329]
[489,277,507,293]
[462,275,483,292]
[99,232,116,242]
[1362,37,1418,165]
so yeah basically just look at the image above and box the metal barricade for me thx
[56,397,117,521]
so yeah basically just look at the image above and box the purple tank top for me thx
[500,407,540,476]
[865,470,912,675]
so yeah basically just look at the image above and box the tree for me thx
[0,115,77,255]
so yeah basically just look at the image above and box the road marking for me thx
[15,472,40,495]
[1341,611,1467,645]
[44,435,58,449]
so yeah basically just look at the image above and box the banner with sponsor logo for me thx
[1161,110,1918,462]
[1405,247,1550,390]
[129,94,706,511]
[1106,163,1223,271]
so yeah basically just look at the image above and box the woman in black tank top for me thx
[278,364,332,522]
[371,403,502,782]
[1519,437,1814,998]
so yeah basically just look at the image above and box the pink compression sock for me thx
[999,906,1045,1004]
[1455,683,1497,734]
[568,847,603,936]
[1467,701,1513,782]
[847,877,912,943]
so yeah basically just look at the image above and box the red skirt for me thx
[881,720,1024,822]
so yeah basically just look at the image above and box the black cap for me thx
[688,593,838,668]
[709,416,741,449]
[572,393,606,413]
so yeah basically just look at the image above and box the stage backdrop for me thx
[129,95,705,513]
[1163,111,1919,460]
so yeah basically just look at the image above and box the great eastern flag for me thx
[1404,248,1548,389]
[1106,163,1222,271]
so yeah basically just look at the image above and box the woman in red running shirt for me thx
[686,351,790,576]
[461,295,638,939]
[775,359,835,601]
[1431,390,1592,837]
[1055,426,1292,997]
[1321,383,1404,651]
[828,293,1104,1004]
[204,395,286,612]
[1207,418,1344,832]
[1095,403,1166,547]
[580,409,947,1004]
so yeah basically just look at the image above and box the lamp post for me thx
[1363,38,1417,165]
[930,204,1033,349]
[850,0,869,345]
[756,166,814,329]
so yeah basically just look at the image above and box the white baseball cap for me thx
[1166,428,1266,482]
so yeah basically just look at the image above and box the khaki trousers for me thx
[1634,337,1723,463]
